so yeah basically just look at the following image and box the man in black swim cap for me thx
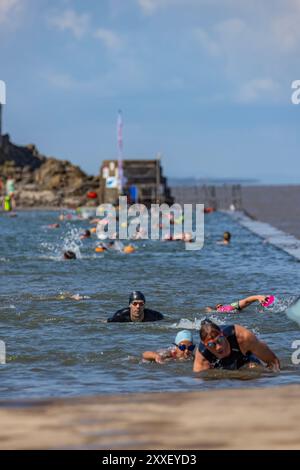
[107,291,164,322]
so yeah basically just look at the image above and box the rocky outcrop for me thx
[0,134,99,207]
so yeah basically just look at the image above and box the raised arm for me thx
[235,324,280,370]
[238,295,267,310]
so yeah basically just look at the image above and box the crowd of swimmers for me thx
[107,290,280,373]
[50,214,281,374]
[50,210,204,260]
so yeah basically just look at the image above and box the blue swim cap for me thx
[175,330,193,345]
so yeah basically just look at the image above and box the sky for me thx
[0,0,300,182]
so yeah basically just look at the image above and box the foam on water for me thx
[287,299,300,327]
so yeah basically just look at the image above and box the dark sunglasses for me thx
[205,334,225,349]
[173,343,195,352]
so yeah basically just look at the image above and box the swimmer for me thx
[80,229,91,239]
[143,330,195,363]
[193,319,280,372]
[107,291,164,322]
[57,292,86,300]
[48,223,60,229]
[217,231,231,245]
[205,295,271,313]
[63,250,76,260]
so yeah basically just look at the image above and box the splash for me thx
[256,295,299,314]
[61,226,82,259]
[172,315,226,330]
[57,292,90,301]
[287,298,300,327]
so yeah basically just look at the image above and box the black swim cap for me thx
[129,291,146,304]
[64,250,76,260]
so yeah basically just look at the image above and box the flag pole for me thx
[117,110,123,194]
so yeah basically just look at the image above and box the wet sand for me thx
[1,385,300,449]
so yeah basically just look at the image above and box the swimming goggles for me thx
[204,334,225,349]
[173,343,195,352]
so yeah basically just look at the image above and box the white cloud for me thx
[136,0,162,14]
[0,0,22,24]
[50,9,90,38]
[215,18,245,36]
[46,71,81,90]
[94,28,122,50]
[137,0,201,15]
[137,0,229,15]
[193,28,220,56]
[236,78,279,103]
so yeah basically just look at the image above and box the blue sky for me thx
[0,0,299,182]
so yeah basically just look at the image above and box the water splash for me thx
[287,299,300,327]
[57,291,90,300]
[172,315,227,330]
[61,226,82,259]
[256,295,299,314]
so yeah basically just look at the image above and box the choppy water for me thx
[0,210,300,400]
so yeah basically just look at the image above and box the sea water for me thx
[0,210,300,399]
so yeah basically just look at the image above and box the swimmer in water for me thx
[143,330,195,363]
[63,250,77,260]
[205,295,271,313]
[217,231,231,245]
[80,229,91,239]
[57,292,86,300]
[193,319,280,372]
[107,291,164,322]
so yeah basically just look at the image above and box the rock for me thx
[0,135,100,207]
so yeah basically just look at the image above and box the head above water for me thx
[129,291,146,322]
[199,319,230,358]
[129,291,146,305]
[63,250,76,260]
[199,319,221,341]
[174,330,195,357]
[175,330,193,345]
[223,231,231,242]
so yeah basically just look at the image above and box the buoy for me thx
[95,246,105,253]
[87,191,98,199]
[123,245,135,254]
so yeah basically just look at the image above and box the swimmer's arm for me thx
[238,295,267,310]
[235,325,280,371]
[193,349,211,373]
[142,351,169,363]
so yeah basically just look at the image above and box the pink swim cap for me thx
[261,295,275,308]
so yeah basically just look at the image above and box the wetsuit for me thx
[107,307,164,322]
[217,301,241,313]
[198,324,261,370]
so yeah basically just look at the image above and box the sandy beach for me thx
[0,385,300,450]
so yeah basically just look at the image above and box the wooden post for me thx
[156,154,161,203]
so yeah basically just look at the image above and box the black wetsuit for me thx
[107,307,164,322]
[198,324,260,370]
